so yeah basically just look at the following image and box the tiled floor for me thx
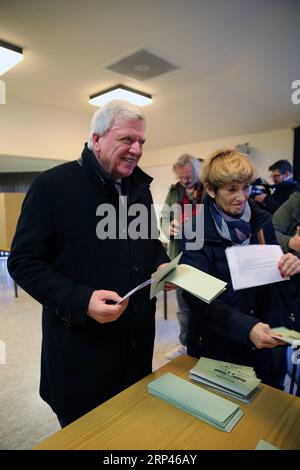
[0,259,180,449]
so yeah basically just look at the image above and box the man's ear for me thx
[204,182,215,198]
[284,171,292,180]
[92,134,101,152]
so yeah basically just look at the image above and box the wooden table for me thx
[34,355,300,450]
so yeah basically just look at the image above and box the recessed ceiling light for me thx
[89,85,152,107]
[0,40,23,76]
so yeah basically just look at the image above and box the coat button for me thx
[132,265,139,272]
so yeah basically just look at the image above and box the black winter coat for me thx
[262,180,300,214]
[8,145,169,421]
[181,197,299,388]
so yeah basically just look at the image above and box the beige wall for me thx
[0,97,294,184]
[142,128,294,183]
[0,194,6,248]
[0,193,25,249]
[0,104,294,237]
[0,99,91,160]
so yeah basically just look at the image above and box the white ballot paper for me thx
[225,244,289,290]
[116,278,153,304]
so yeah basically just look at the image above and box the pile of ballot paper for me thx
[148,372,243,432]
[189,357,261,403]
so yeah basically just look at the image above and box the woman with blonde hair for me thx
[181,149,300,388]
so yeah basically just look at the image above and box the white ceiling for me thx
[1,0,300,171]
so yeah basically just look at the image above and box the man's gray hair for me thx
[173,153,201,180]
[87,100,145,150]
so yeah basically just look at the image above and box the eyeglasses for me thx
[177,175,194,182]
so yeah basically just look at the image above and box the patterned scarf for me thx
[208,197,251,245]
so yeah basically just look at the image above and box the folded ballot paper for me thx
[148,372,243,432]
[189,357,261,403]
[271,327,300,345]
[225,244,288,291]
[117,252,227,304]
[255,439,280,450]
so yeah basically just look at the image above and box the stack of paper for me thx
[271,327,300,345]
[189,357,261,403]
[148,372,243,432]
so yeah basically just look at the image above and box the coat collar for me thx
[79,144,153,203]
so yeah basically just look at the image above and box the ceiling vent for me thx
[105,48,178,81]
[235,143,250,155]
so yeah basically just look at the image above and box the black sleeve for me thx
[262,194,281,214]
[181,247,259,348]
[7,175,93,327]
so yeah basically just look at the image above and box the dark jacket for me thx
[181,197,296,387]
[262,180,300,214]
[160,181,203,259]
[8,145,169,421]
[272,191,300,255]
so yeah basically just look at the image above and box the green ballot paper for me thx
[150,253,227,303]
[148,372,243,432]
[271,327,300,345]
[118,253,227,304]
[190,357,261,403]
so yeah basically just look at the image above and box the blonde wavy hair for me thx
[201,149,257,191]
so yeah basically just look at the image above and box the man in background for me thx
[254,159,300,214]
[161,154,203,360]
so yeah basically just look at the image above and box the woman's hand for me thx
[278,252,300,278]
[169,219,180,237]
[288,226,300,253]
[249,322,285,348]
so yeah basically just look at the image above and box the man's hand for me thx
[164,281,177,291]
[157,262,177,291]
[87,290,129,324]
[278,252,300,277]
[288,226,300,253]
[169,220,180,237]
[249,322,285,349]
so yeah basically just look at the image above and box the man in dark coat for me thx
[254,159,300,214]
[8,100,169,427]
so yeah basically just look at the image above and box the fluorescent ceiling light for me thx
[89,85,152,107]
[0,40,23,76]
